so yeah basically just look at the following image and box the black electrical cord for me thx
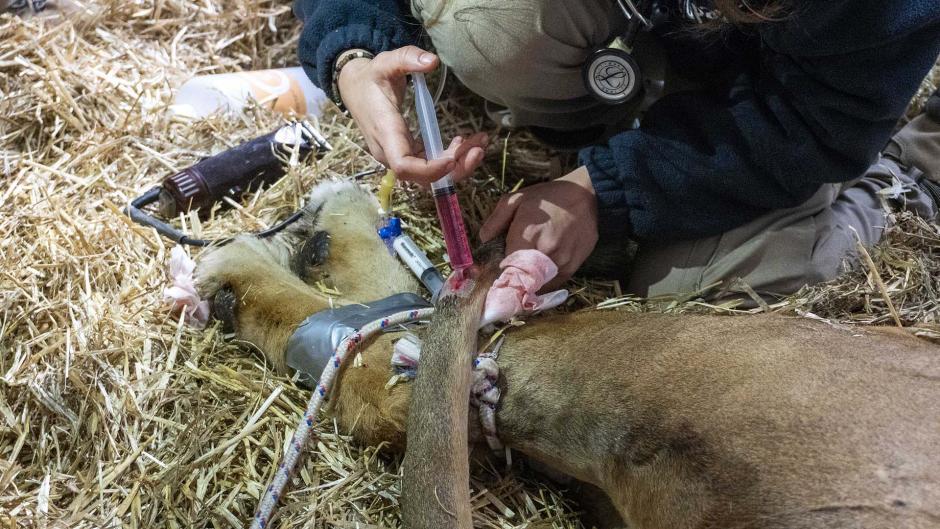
[125,166,384,247]
[126,187,214,246]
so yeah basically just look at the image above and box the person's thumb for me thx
[375,45,438,77]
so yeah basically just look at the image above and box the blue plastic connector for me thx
[377,216,402,254]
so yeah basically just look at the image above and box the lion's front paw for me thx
[194,236,272,300]
[194,235,331,370]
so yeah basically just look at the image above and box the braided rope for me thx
[250,307,435,529]
[470,342,504,451]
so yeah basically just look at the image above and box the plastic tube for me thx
[393,234,445,299]
[377,169,396,215]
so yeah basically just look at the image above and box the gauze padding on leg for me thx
[481,250,568,327]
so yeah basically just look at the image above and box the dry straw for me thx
[0,2,577,527]
[0,1,938,528]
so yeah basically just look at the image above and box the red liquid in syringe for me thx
[433,186,474,272]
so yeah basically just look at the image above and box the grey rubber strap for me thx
[285,292,431,387]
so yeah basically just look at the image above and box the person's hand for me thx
[479,166,599,289]
[337,46,487,184]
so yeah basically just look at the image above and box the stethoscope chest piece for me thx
[582,47,643,105]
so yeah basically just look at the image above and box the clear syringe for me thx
[412,72,474,274]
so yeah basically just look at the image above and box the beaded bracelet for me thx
[331,49,375,112]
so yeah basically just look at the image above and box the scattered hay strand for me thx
[0,3,579,528]
[855,235,903,328]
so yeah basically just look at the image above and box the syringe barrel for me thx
[433,186,474,271]
[413,73,458,194]
[412,73,445,161]
[412,71,474,271]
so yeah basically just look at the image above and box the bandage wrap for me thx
[285,292,431,386]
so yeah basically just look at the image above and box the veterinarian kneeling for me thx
[294,0,940,301]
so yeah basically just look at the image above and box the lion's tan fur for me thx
[196,183,940,529]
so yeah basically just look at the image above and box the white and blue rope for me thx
[249,307,434,529]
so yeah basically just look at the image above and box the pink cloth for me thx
[480,250,569,326]
[164,246,210,328]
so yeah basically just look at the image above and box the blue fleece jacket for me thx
[294,0,940,242]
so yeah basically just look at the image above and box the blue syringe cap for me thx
[377,216,402,241]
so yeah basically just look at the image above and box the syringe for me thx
[412,72,475,274]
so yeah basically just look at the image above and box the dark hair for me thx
[710,0,788,24]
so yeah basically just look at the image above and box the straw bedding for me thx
[0,2,937,527]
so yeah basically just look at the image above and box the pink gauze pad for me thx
[480,249,569,327]
[164,245,210,328]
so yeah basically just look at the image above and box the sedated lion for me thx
[196,181,940,529]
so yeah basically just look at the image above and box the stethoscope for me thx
[582,0,716,105]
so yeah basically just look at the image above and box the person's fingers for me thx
[555,249,574,273]
[545,232,597,291]
[374,109,454,183]
[441,133,487,181]
[436,136,463,164]
[548,251,581,290]
[414,132,485,165]
[543,269,572,292]
[466,132,490,147]
[385,149,455,183]
[374,45,438,78]
[480,193,524,242]
[451,132,487,158]
[451,133,486,156]
[411,137,425,158]
[388,155,455,184]
[451,147,485,182]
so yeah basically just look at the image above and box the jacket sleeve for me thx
[580,0,940,242]
[294,0,422,100]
